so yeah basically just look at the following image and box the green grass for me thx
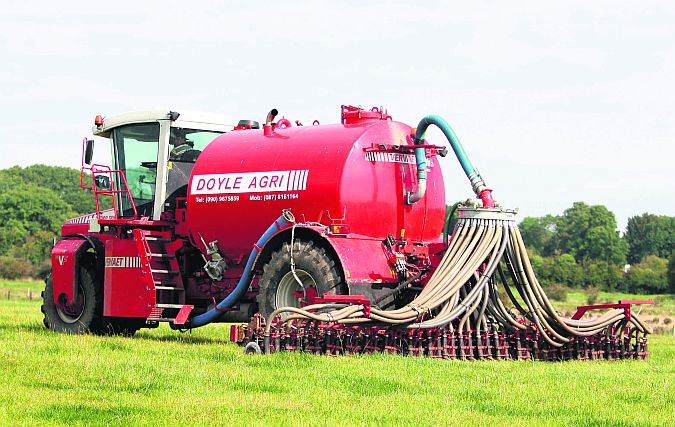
[0,279,44,301]
[1,295,674,426]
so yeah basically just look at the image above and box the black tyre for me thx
[100,317,143,337]
[256,240,345,319]
[42,268,104,334]
[244,341,262,355]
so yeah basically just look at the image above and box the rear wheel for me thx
[256,240,345,319]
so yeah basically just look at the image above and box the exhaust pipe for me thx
[264,108,278,137]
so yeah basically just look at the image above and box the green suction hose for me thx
[408,114,494,208]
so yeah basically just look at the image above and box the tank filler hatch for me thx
[341,105,392,125]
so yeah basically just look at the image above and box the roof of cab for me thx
[93,109,238,136]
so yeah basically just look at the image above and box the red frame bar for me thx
[572,299,655,320]
[313,294,372,317]
[81,163,138,220]
[80,137,138,220]
[364,143,445,153]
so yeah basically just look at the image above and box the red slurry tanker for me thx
[43,105,652,360]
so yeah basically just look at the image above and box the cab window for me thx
[165,127,222,207]
[168,127,222,162]
[113,123,160,217]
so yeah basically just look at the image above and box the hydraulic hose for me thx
[406,142,428,205]
[408,115,494,207]
[182,210,295,329]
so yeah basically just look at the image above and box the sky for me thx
[0,1,673,230]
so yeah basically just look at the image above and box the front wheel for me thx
[256,240,345,319]
[41,268,104,334]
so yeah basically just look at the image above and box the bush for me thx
[624,255,668,293]
[582,260,623,290]
[586,287,600,305]
[543,283,569,302]
[34,259,52,280]
[0,256,35,279]
[664,317,672,325]
[532,254,582,287]
[668,253,675,293]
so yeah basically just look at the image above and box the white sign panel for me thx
[105,257,141,268]
[191,170,309,195]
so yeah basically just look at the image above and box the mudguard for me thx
[326,235,397,285]
[51,239,90,305]
[255,226,398,287]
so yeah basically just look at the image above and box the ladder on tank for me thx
[132,229,193,326]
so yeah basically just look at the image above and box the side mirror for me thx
[84,139,94,165]
[94,174,110,190]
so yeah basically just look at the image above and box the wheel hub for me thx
[276,269,317,309]
[56,286,86,324]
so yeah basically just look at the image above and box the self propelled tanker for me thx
[43,105,652,360]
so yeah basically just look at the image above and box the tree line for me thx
[0,165,101,279]
[519,202,674,294]
[0,165,673,294]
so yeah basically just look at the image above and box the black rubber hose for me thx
[497,264,528,316]
[443,201,462,245]
[371,271,424,306]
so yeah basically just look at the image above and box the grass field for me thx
[0,281,674,426]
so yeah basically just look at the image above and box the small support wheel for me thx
[244,341,262,355]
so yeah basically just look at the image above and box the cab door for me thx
[112,122,164,218]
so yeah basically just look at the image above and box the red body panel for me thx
[51,239,88,304]
[103,238,155,317]
[186,120,445,283]
[61,222,90,237]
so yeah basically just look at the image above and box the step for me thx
[153,279,182,284]
[144,236,172,243]
[151,269,180,275]
[150,253,176,259]
[156,303,186,309]
[148,305,193,325]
